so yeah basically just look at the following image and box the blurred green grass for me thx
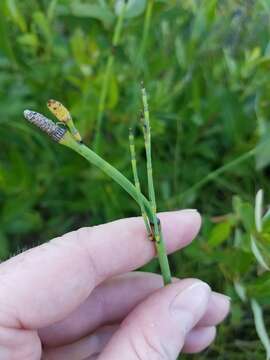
[1,0,270,358]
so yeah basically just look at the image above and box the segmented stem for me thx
[129,128,151,236]
[93,1,127,152]
[141,84,157,214]
[141,84,172,285]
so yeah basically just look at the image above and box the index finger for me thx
[0,210,200,330]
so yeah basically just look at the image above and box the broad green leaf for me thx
[70,2,114,26]
[70,28,87,67]
[115,0,146,19]
[208,221,232,248]
[247,272,270,300]
[251,299,270,360]
[214,249,254,276]
[17,33,39,49]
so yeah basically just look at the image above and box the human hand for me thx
[0,210,230,359]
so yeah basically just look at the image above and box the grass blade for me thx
[250,235,270,271]
[251,299,270,360]
[255,189,263,233]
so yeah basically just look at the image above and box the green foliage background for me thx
[1,0,270,358]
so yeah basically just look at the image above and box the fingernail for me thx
[170,282,210,333]
[214,292,231,304]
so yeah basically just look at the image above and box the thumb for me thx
[99,279,211,360]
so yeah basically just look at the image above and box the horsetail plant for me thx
[23,90,172,286]
[140,84,171,284]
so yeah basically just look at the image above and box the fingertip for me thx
[182,209,202,244]
[212,292,231,322]
[183,326,216,353]
[169,279,211,332]
[158,209,201,253]
[198,291,231,327]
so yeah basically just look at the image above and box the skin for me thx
[0,209,230,359]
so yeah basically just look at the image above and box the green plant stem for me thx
[141,86,156,213]
[129,128,151,236]
[168,148,256,206]
[93,2,127,152]
[62,134,172,285]
[139,0,154,58]
[157,228,171,285]
[141,86,172,285]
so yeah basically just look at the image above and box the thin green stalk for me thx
[141,84,172,285]
[141,85,156,213]
[168,148,256,206]
[129,128,151,236]
[139,0,154,59]
[156,227,172,285]
[93,2,127,152]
